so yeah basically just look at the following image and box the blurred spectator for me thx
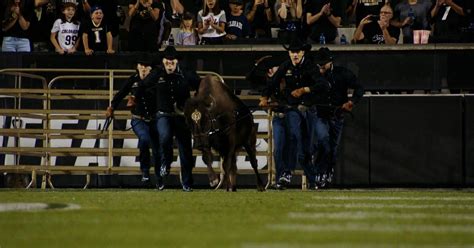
[351,0,388,26]
[225,0,251,41]
[30,0,56,51]
[306,0,343,44]
[176,11,199,45]
[50,2,81,54]
[0,2,5,49]
[2,0,33,52]
[197,0,226,44]
[81,5,114,55]
[353,4,400,44]
[245,0,273,39]
[430,0,465,43]
[85,0,121,38]
[343,0,357,26]
[162,0,185,27]
[275,0,303,43]
[128,0,160,51]
[392,0,431,44]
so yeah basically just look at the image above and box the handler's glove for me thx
[259,97,269,107]
[106,106,114,118]
[341,100,354,112]
[291,87,310,98]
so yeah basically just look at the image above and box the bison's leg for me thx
[202,148,219,188]
[245,127,265,191]
[222,152,237,191]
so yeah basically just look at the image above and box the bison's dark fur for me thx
[184,76,265,191]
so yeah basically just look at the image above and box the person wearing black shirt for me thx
[311,47,364,188]
[2,0,33,52]
[306,0,343,44]
[106,54,159,185]
[81,5,114,55]
[353,4,400,44]
[143,46,201,192]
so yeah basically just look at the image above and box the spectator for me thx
[351,0,388,26]
[176,11,199,45]
[275,0,303,43]
[50,2,81,54]
[353,4,400,44]
[245,0,273,39]
[2,0,33,52]
[306,0,343,44]
[392,0,432,44]
[29,0,56,52]
[84,0,121,38]
[81,5,114,55]
[197,0,226,44]
[128,0,160,51]
[225,0,251,41]
[162,0,185,27]
[311,47,364,188]
[430,0,466,43]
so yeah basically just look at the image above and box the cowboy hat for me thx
[313,47,333,65]
[162,45,181,60]
[283,38,312,52]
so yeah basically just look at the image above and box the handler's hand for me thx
[291,87,309,98]
[106,106,114,118]
[259,97,269,107]
[341,100,354,112]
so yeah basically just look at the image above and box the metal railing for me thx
[0,68,274,189]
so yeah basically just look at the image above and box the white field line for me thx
[242,243,473,248]
[305,203,474,209]
[288,211,474,221]
[267,223,474,233]
[0,203,80,212]
[311,196,474,201]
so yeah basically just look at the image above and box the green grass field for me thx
[1,189,474,247]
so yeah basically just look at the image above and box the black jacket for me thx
[144,65,200,114]
[111,73,156,119]
[313,65,364,117]
[269,57,322,107]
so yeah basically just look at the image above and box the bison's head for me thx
[184,96,216,149]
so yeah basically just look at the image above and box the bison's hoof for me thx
[210,178,219,188]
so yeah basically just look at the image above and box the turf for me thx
[1,189,474,247]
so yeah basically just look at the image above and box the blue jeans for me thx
[155,114,173,177]
[313,114,344,175]
[2,37,31,52]
[173,115,195,187]
[131,118,159,174]
[286,109,317,184]
[272,113,289,180]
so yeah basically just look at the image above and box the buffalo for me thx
[184,75,265,191]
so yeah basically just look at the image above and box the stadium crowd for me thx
[1,0,473,52]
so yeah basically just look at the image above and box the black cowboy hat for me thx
[254,55,281,73]
[283,38,312,52]
[245,55,282,82]
[313,47,333,65]
[135,52,154,66]
[162,45,181,60]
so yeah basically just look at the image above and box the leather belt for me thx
[132,114,153,122]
